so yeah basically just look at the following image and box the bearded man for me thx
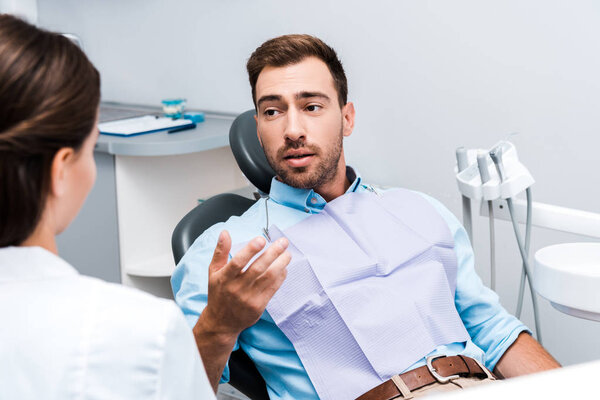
[172,34,559,400]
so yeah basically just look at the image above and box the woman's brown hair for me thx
[0,14,100,247]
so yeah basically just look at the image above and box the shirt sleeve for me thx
[157,303,216,400]
[419,193,531,370]
[170,223,239,384]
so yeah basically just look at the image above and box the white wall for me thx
[37,0,600,367]
[1,0,37,22]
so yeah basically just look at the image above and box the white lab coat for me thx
[0,246,215,400]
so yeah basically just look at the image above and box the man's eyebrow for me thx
[257,92,331,108]
[257,95,282,108]
[296,91,331,102]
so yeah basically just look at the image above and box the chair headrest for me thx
[229,109,275,194]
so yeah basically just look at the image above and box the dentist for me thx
[0,14,214,399]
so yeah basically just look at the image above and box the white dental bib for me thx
[245,189,469,400]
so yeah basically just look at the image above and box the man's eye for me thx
[306,104,321,112]
[265,109,279,117]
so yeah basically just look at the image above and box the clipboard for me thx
[99,115,195,137]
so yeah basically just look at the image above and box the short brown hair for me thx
[246,34,348,108]
[0,14,100,247]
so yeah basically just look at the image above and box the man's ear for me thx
[341,102,355,138]
[49,147,75,197]
[254,114,263,146]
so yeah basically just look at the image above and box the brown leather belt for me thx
[356,355,496,400]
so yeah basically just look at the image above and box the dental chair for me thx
[172,110,274,400]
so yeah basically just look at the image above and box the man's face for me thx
[255,57,354,189]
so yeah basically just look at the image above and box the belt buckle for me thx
[471,357,497,381]
[426,355,459,384]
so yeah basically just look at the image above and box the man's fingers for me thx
[253,249,291,296]
[208,230,232,274]
[222,236,267,278]
[243,237,289,279]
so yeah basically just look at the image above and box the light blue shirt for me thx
[172,168,529,399]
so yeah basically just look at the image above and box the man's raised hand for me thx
[201,230,291,336]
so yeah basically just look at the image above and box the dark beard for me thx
[263,130,343,190]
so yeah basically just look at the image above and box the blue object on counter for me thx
[184,112,205,123]
[162,98,186,118]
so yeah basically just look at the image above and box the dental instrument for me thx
[489,146,540,342]
[476,151,496,291]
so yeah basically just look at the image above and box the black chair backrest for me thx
[229,109,275,194]
[172,193,256,265]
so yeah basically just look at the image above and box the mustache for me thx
[276,141,320,158]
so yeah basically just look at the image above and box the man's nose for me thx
[284,108,305,143]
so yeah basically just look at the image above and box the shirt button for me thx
[310,197,317,204]
[304,208,310,213]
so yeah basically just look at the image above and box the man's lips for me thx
[282,150,316,168]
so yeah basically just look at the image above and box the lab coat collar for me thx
[0,246,78,282]
[268,166,362,213]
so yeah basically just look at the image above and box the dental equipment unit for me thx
[455,140,600,336]
[455,141,541,341]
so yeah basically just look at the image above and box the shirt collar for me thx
[0,246,78,282]
[268,166,362,213]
